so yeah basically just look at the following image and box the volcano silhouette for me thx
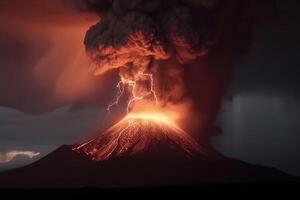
[0,117,298,188]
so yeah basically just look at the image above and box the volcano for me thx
[0,113,298,188]
[0,114,298,188]
[73,113,205,161]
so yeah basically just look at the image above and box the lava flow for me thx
[73,111,204,161]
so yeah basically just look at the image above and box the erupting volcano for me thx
[73,112,204,161]
[72,0,220,160]
[1,0,297,189]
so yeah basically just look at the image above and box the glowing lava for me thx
[73,112,204,161]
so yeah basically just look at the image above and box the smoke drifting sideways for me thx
[81,0,277,140]
[0,0,117,113]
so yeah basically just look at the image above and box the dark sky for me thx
[0,0,300,176]
[215,0,300,176]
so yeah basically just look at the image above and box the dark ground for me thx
[0,145,298,189]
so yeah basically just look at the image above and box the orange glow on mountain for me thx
[73,110,204,161]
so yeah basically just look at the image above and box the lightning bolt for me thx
[107,80,125,112]
[138,72,158,105]
[126,78,144,113]
[107,71,159,113]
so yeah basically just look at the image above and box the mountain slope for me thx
[73,115,205,161]
[0,145,298,188]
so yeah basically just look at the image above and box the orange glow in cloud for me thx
[0,1,117,111]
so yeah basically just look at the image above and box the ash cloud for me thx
[81,0,277,140]
[85,11,170,75]
[82,0,220,116]
[84,0,217,76]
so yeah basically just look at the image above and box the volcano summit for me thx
[73,112,205,161]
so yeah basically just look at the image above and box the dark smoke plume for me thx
[83,0,218,75]
[80,0,277,143]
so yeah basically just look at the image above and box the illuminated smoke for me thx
[79,0,277,140]
[0,150,40,164]
[83,0,218,113]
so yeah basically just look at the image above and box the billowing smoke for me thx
[83,0,218,113]
[81,0,277,141]
[84,2,217,73]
